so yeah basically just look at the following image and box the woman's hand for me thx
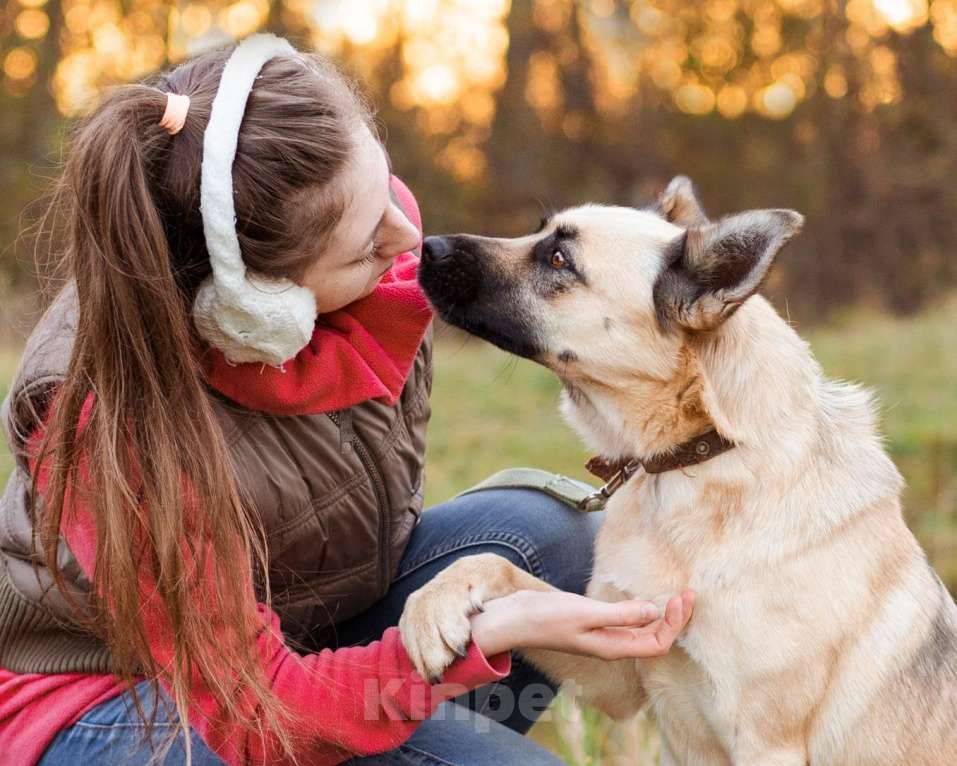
[469,588,695,660]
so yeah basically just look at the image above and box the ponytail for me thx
[31,83,296,762]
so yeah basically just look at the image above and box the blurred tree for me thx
[2,0,956,321]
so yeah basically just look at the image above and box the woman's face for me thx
[299,125,422,314]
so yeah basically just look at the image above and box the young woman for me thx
[0,34,693,765]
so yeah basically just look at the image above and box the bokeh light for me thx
[5,0,956,173]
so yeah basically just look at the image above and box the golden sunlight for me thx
[874,0,929,30]
[26,0,957,136]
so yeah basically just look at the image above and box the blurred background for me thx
[1,0,955,762]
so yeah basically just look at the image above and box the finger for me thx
[575,620,677,660]
[569,592,695,660]
[627,595,684,635]
[616,595,686,659]
[651,594,686,647]
[680,589,696,626]
[582,598,659,629]
[604,588,695,658]
[572,625,656,658]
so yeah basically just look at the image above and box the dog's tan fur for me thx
[401,178,957,764]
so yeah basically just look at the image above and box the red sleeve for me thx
[30,397,510,766]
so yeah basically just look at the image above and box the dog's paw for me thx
[398,568,488,682]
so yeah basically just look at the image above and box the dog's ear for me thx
[654,176,709,227]
[654,209,804,332]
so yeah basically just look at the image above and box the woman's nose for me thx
[389,204,422,256]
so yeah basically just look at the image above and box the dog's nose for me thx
[422,236,453,263]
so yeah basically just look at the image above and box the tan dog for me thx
[400,177,957,765]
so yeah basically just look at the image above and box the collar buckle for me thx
[579,428,736,511]
[578,460,641,512]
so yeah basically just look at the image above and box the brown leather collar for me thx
[579,429,736,511]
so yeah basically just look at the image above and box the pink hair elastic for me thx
[159,92,190,135]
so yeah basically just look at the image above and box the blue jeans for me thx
[40,488,602,765]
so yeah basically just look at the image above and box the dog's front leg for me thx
[399,552,553,681]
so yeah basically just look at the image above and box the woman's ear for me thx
[653,209,804,332]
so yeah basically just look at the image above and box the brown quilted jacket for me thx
[0,285,432,673]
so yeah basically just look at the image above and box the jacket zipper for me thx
[326,410,391,596]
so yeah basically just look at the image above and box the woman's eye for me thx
[549,250,567,269]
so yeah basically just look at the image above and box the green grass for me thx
[807,296,957,453]
[1,298,954,765]
[422,330,596,506]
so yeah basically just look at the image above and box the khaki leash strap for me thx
[453,429,735,513]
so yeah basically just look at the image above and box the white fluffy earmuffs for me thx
[192,33,318,367]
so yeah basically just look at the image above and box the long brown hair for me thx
[29,41,372,762]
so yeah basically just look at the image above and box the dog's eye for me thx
[549,250,567,269]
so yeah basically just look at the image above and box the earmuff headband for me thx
[200,33,296,294]
[193,33,318,367]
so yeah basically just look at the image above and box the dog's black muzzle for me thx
[418,234,544,361]
[419,235,481,312]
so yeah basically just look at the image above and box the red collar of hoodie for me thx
[201,176,434,416]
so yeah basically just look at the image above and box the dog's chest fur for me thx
[587,465,941,763]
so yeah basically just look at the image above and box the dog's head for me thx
[419,176,803,389]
